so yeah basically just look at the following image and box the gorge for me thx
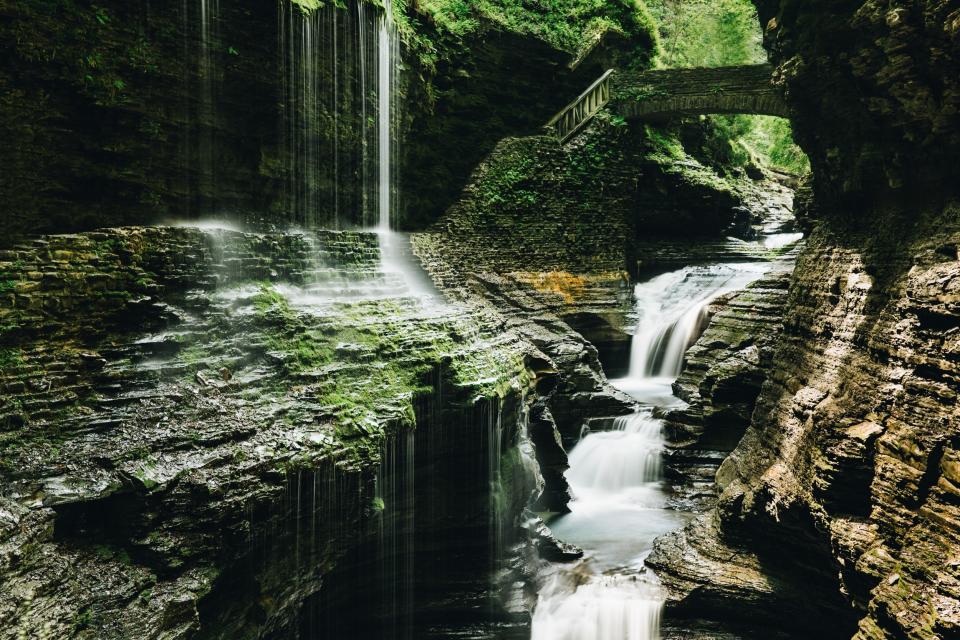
[1,1,959,640]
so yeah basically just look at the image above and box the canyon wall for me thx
[651,2,960,638]
[0,0,647,243]
[0,227,543,638]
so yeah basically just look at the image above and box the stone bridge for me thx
[547,64,788,142]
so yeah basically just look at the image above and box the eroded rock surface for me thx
[649,2,960,637]
[0,227,541,638]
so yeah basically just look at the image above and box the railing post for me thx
[545,69,615,144]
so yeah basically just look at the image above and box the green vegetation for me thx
[290,0,326,12]
[395,0,659,74]
[647,0,761,68]
[251,284,529,440]
[0,348,23,369]
[417,0,658,57]
[476,154,538,208]
[737,115,810,175]
[645,0,809,175]
[643,124,685,162]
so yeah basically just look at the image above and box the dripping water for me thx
[487,397,505,580]
[181,0,219,217]
[199,0,219,210]
[377,430,416,640]
[277,1,381,229]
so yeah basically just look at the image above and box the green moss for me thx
[624,84,669,101]
[643,124,685,161]
[401,0,658,72]
[248,283,529,440]
[71,607,93,632]
[0,347,23,369]
[290,0,326,12]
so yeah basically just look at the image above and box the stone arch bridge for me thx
[547,64,788,143]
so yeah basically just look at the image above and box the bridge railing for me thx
[545,69,614,143]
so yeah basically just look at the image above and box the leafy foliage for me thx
[413,0,659,61]
[646,0,762,68]
[646,0,809,175]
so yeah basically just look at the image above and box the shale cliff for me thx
[0,0,652,241]
[649,2,960,638]
[0,227,544,639]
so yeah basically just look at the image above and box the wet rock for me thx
[653,210,960,637]
[0,226,542,638]
[528,517,583,563]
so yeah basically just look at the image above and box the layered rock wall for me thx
[0,226,542,638]
[651,2,960,638]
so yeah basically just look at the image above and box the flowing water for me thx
[278,0,389,229]
[532,261,770,640]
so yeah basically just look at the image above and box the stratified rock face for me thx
[651,207,960,638]
[0,227,540,639]
[650,3,960,638]
[715,208,960,638]
[755,0,960,200]
[667,260,794,451]
[662,260,794,512]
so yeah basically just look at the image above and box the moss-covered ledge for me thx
[0,225,543,638]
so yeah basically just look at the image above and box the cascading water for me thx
[532,262,770,640]
[377,0,396,233]
[565,413,663,493]
[611,263,769,404]
[376,430,416,640]
[369,1,437,301]
[180,0,220,217]
[278,0,382,229]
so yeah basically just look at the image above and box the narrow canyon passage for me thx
[3,1,958,639]
[531,257,776,639]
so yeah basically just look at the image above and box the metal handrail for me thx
[545,69,615,143]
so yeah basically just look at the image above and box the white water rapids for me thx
[532,262,769,640]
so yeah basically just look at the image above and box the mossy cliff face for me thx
[0,227,543,638]
[422,111,778,280]
[648,2,960,638]
[0,0,656,243]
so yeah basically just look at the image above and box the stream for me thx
[531,261,771,639]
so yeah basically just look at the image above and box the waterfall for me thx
[532,574,663,640]
[612,263,768,402]
[534,264,770,639]
[371,2,434,301]
[565,413,663,494]
[377,0,396,232]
